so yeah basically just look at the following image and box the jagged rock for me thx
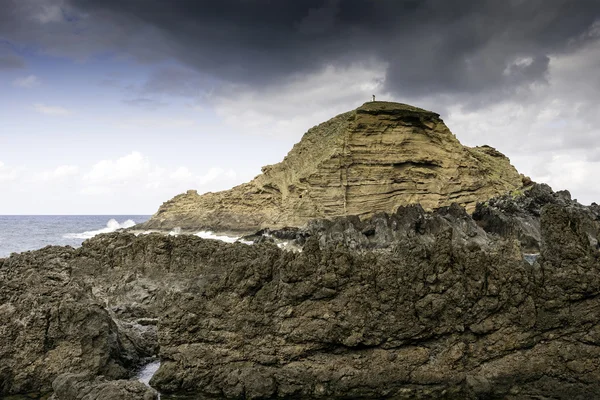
[473,183,600,253]
[2,185,600,399]
[0,247,143,397]
[139,101,524,233]
[148,201,600,399]
[51,373,157,400]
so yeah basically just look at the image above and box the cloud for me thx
[13,75,41,88]
[47,0,598,100]
[38,165,79,181]
[81,151,238,195]
[1,0,597,100]
[123,97,167,110]
[169,166,193,181]
[0,161,18,182]
[530,153,600,204]
[197,167,236,185]
[33,103,73,116]
[1,0,600,209]
[213,61,388,136]
[84,151,149,184]
[32,3,65,24]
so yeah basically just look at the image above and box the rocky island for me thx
[1,102,600,400]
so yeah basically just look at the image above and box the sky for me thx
[1,0,600,214]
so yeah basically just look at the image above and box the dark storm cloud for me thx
[60,0,600,98]
[2,0,599,98]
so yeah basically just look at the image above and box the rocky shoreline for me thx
[1,184,600,399]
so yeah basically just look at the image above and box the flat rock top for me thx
[357,101,439,117]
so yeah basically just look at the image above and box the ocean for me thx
[0,215,151,258]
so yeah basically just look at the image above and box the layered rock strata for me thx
[139,101,524,233]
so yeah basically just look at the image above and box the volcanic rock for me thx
[2,185,600,399]
[0,246,144,397]
[139,101,524,233]
[50,373,157,400]
[149,199,600,399]
[248,183,600,253]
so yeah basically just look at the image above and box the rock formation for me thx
[2,100,599,399]
[147,191,600,399]
[50,374,157,400]
[0,246,149,397]
[248,183,596,254]
[3,184,599,399]
[139,101,525,233]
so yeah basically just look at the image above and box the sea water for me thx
[0,215,150,258]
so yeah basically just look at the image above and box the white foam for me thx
[137,360,160,386]
[63,219,137,240]
[195,230,252,245]
[168,227,182,236]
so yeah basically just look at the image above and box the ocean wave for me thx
[195,230,252,245]
[63,219,136,240]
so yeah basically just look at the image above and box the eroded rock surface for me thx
[2,186,600,399]
[247,183,600,254]
[150,200,600,399]
[0,247,144,397]
[139,101,524,233]
[51,373,157,400]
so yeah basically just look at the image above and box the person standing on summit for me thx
[372,94,376,102]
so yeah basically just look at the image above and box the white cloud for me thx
[0,151,243,213]
[84,151,150,183]
[212,60,388,137]
[13,75,41,88]
[0,161,18,182]
[33,103,73,116]
[170,166,193,181]
[38,165,79,181]
[531,153,600,204]
[81,151,238,198]
[197,167,236,185]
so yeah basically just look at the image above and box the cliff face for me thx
[140,102,524,233]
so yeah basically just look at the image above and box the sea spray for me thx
[63,218,136,239]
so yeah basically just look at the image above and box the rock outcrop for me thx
[149,196,600,399]
[0,246,146,398]
[247,183,600,254]
[2,184,600,399]
[139,101,525,233]
[51,374,157,400]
